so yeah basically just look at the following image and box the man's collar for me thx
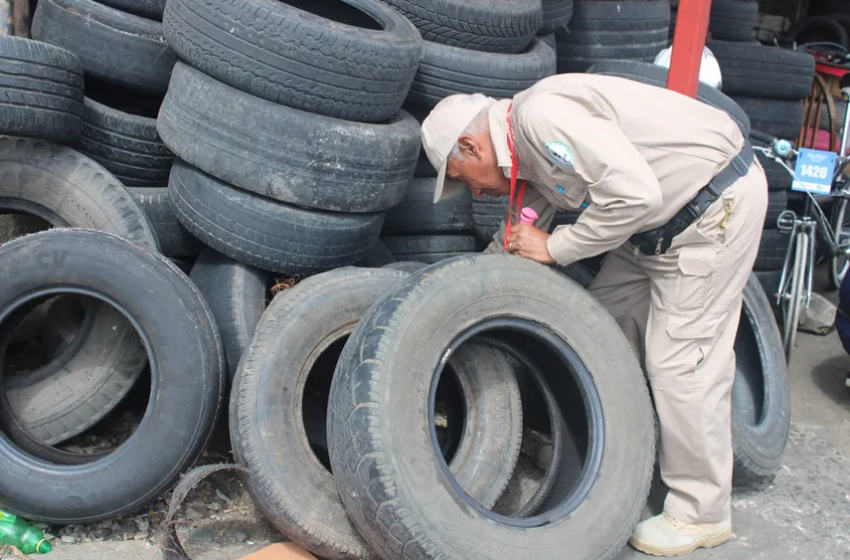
[488,99,513,178]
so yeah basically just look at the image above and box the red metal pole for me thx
[666,0,712,98]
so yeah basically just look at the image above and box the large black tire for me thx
[0,137,157,445]
[129,187,201,258]
[328,255,655,560]
[377,0,542,54]
[539,0,573,34]
[382,235,479,263]
[471,194,508,242]
[32,0,176,95]
[383,179,474,235]
[190,249,269,382]
[169,160,385,275]
[587,60,750,137]
[158,63,419,213]
[706,41,815,100]
[0,229,223,523]
[97,0,165,19]
[75,97,172,189]
[733,97,804,141]
[406,38,556,111]
[754,229,791,272]
[752,137,793,191]
[732,274,790,488]
[764,190,788,229]
[231,267,522,560]
[709,0,758,42]
[0,37,84,143]
[163,0,422,123]
[555,0,670,74]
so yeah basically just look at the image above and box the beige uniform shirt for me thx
[484,73,747,264]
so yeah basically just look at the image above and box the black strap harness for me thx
[628,140,754,256]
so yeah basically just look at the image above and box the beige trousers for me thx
[588,160,768,524]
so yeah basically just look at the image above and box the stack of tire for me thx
[555,0,671,74]
[707,39,816,301]
[373,0,557,263]
[0,31,225,526]
[30,0,201,260]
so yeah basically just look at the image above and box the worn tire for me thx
[753,137,793,191]
[555,0,670,74]
[97,0,165,19]
[0,229,223,523]
[328,255,655,560]
[0,37,84,143]
[587,60,750,137]
[129,187,201,258]
[163,0,421,123]
[377,0,542,54]
[231,267,522,560]
[707,41,815,100]
[733,97,804,141]
[709,0,758,42]
[158,63,419,213]
[406,38,556,111]
[539,0,573,34]
[764,190,788,229]
[75,97,173,189]
[383,260,428,272]
[732,274,790,488]
[169,160,384,275]
[0,137,157,445]
[382,235,479,263]
[383,179,473,235]
[754,229,791,272]
[32,0,176,95]
[190,249,269,383]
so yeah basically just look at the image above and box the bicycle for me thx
[753,128,850,362]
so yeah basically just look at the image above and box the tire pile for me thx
[706,39,816,300]
[0,1,791,559]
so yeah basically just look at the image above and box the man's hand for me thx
[506,224,555,264]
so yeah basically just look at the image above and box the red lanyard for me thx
[504,103,527,251]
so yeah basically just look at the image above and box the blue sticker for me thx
[556,185,566,195]
[546,141,574,168]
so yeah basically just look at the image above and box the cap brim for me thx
[433,159,465,204]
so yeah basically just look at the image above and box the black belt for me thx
[629,140,754,256]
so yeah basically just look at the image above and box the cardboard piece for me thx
[237,542,318,560]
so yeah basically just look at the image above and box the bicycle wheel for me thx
[828,197,850,289]
[781,231,807,362]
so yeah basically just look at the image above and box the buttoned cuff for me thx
[546,226,580,266]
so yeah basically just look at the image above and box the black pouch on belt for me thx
[629,140,754,256]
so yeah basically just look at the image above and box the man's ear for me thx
[457,135,479,159]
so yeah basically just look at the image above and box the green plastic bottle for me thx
[0,510,51,554]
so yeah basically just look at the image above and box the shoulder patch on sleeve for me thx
[545,141,574,168]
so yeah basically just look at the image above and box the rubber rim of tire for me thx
[190,249,269,383]
[382,235,479,264]
[96,0,165,20]
[732,97,803,141]
[0,136,157,446]
[829,198,850,289]
[230,267,522,560]
[731,274,790,489]
[157,63,419,213]
[162,0,423,123]
[781,234,806,362]
[32,0,177,95]
[0,229,223,523]
[0,36,84,143]
[75,97,174,189]
[406,38,556,111]
[706,40,815,100]
[328,254,656,560]
[168,160,385,275]
[539,0,574,34]
[129,187,201,258]
[377,0,542,54]
[382,178,474,235]
[709,0,758,42]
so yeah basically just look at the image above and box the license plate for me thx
[791,148,837,195]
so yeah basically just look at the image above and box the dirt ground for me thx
[12,278,850,560]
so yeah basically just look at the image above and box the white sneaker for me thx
[629,513,732,557]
